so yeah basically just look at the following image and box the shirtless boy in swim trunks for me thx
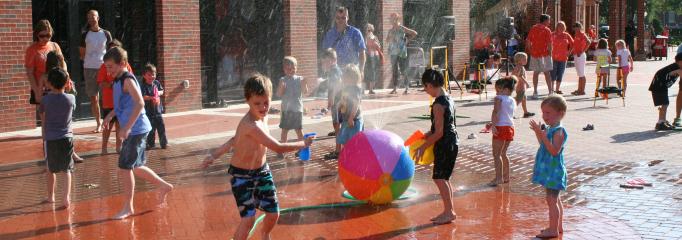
[202,74,314,240]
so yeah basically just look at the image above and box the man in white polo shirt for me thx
[80,10,112,133]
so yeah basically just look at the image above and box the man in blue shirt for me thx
[322,6,366,72]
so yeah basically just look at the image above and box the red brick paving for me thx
[2,52,682,239]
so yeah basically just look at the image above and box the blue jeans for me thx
[551,61,567,82]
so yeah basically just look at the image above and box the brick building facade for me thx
[0,0,470,133]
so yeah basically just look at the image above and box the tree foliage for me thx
[647,0,682,23]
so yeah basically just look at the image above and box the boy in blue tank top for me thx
[103,47,174,220]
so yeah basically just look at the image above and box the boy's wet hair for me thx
[321,48,337,60]
[492,53,501,60]
[103,46,128,64]
[597,38,608,49]
[676,53,682,62]
[283,56,297,66]
[45,51,65,72]
[244,74,273,100]
[540,14,550,23]
[495,76,516,91]
[573,22,583,29]
[421,68,445,87]
[541,94,568,113]
[108,39,122,49]
[47,68,69,90]
[144,63,157,74]
[342,64,361,85]
[513,52,527,64]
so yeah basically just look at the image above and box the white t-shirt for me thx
[616,49,631,67]
[508,28,519,46]
[83,30,110,69]
[495,95,516,127]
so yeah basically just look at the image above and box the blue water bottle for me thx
[299,133,316,161]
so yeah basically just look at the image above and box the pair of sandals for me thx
[389,90,409,95]
[582,124,594,131]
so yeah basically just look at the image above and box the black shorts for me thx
[29,90,48,105]
[652,89,669,106]
[102,108,118,122]
[45,137,74,173]
[432,137,459,180]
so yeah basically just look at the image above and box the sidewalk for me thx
[1,50,681,239]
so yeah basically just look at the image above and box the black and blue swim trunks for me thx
[229,164,279,218]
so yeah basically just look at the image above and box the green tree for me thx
[647,0,682,23]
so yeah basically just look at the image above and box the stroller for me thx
[593,56,625,107]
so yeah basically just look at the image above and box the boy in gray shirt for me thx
[276,56,308,158]
[40,68,76,209]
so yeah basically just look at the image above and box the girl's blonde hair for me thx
[615,40,626,48]
[283,56,297,66]
[342,64,361,85]
[541,94,568,113]
[513,52,528,65]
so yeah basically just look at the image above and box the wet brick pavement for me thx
[1,53,681,239]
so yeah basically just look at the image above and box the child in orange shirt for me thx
[97,40,132,154]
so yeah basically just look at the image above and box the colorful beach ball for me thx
[338,130,415,204]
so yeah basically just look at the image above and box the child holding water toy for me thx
[414,68,459,225]
[201,74,314,240]
[529,95,568,238]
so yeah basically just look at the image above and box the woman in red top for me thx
[550,21,573,94]
[571,22,591,96]
[25,20,64,106]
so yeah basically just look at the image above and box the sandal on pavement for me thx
[582,124,594,131]
[523,112,535,118]
[327,131,336,136]
[323,152,338,160]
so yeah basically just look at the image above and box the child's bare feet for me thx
[113,208,134,220]
[61,199,70,209]
[43,197,55,204]
[432,212,456,225]
[536,229,559,238]
[158,183,174,204]
[542,227,563,233]
[487,179,503,187]
[430,212,446,221]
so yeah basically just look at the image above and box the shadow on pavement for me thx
[611,130,679,143]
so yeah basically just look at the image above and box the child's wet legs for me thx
[234,216,257,240]
[261,212,280,240]
[491,139,504,184]
[432,179,456,223]
[115,169,135,219]
[501,141,511,182]
[61,172,71,208]
[46,171,56,203]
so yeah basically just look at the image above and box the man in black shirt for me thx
[649,53,682,130]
